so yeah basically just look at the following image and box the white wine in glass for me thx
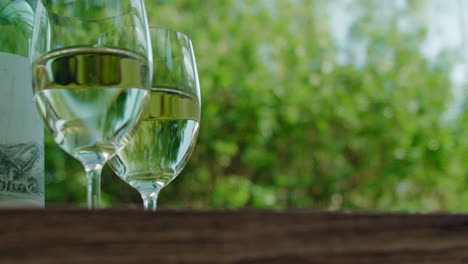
[111,88,200,204]
[33,47,149,163]
[110,28,201,210]
[31,0,152,209]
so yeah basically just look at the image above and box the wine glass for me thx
[109,28,201,210]
[31,0,152,209]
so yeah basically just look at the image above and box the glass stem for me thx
[141,190,160,211]
[86,166,103,209]
[80,152,107,210]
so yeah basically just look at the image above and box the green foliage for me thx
[44,0,468,212]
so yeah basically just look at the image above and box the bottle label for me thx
[0,143,43,196]
[0,52,44,206]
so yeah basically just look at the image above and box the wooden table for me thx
[0,210,468,263]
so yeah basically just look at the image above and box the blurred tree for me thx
[44,0,468,212]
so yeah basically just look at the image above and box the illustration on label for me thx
[0,143,43,195]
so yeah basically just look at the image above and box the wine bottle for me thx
[0,0,44,207]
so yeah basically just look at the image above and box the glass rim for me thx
[148,26,192,42]
[149,27,193,63]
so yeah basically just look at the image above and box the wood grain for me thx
[1,210,468,263]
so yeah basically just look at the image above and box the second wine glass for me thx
[109,28,201,210]
[31,0,153,209]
